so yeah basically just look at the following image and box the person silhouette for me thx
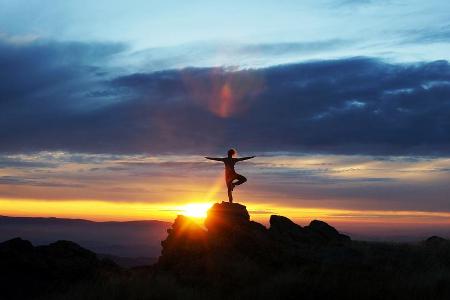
[205,149,255,203]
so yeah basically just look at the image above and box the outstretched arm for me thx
[236,156,255,162]
[205,157,224,162]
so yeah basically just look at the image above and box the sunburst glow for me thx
[180,202,213,218]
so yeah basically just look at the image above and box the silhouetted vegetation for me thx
[1,203,450,300]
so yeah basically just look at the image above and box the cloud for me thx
[108,57,450,155]
[0,38,127,153]
[1,38,450,156]
[1,152,449,211]
[0,32,40,45]
[330,0,390,8]
[228,40,350,56]
[128,39,350,71]
[403,25,450,44]
[0,175,84,188]
[0,157,56,169]
[0,38,127,132]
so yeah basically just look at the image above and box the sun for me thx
[180,202,213,218]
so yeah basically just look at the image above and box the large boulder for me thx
[269,216,350,244]
[0,237,114,299]
[204,201,250,234]
[305,220,351,243]
[269,215,310,243]
[159,215,207,269]
[205,202,270,256]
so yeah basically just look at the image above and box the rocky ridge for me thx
[158,201,351,277]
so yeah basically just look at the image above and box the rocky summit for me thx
[158,201,351,277]
[204,202,250,233]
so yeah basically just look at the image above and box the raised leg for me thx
[233,174,247,186]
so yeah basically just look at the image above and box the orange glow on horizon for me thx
[1,198,449,232]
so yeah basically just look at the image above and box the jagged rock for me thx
[158,201,352,277]
[165,215,206,243]
[269,215,310,243]
[305,220,351,243]
[269,216,350,244]
[159,215,207,268]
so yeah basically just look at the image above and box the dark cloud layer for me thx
[1,39,450,155]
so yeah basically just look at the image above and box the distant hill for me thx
[0,215,171,257]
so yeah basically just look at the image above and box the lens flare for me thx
[182,68,264,118]
[219,83,233,117]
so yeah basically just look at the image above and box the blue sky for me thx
[2,0,450,67]
[1,0,450,228]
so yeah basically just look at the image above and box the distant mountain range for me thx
[0,215,171,258]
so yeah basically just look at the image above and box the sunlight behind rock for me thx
[180,202,214,218]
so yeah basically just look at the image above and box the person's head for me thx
[227,148,236,157]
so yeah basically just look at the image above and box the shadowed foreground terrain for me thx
[1,202,450,300]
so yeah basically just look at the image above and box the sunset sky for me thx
[1,0,450,237]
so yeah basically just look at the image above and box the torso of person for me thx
[223,157,237,180]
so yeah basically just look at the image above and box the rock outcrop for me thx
[269,215,350,244]
[158,201,351,275]
[159,215,207,268]
[306,220,351,243]
[423,235,449,247]
[269,214,310,243]
[204,202,250,234]
[0,237,116,299]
